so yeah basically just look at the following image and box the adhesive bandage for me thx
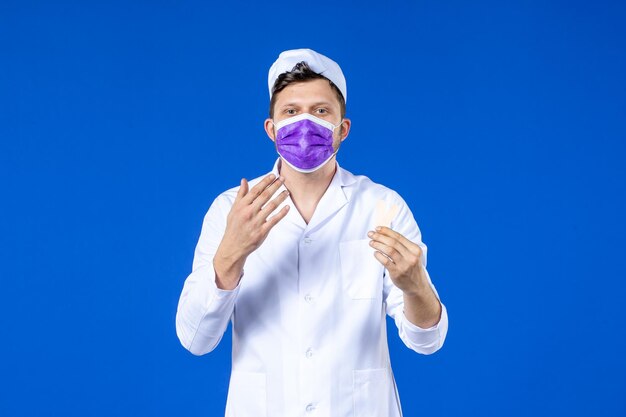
[373,200,399,229]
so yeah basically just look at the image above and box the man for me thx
[176,48,448,417]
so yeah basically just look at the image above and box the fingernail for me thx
[376,226,382,231]
[367,231,373,237]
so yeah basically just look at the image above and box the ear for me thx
[264,118,276,142]
[339,118,351,143]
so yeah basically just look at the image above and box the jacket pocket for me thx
[340,239,384,300]
[353,368,390,417]
[225,370,267,417]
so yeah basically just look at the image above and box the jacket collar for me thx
[270,158,357,231]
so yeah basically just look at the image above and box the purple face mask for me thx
[274,113,342,173]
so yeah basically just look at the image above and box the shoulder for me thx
[340,166,407,207]
[340,165,421,238]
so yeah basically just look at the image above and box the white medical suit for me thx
[176,159,449,417]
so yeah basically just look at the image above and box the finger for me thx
[235,178,248,203]
[373,250,397,272]
[241,174,276,205]
[367,230,412,258]
[259,189,290,219]
[374,226,422,255]
[251,175,285,211]
[261,205,290,233]
[369,239,406,262]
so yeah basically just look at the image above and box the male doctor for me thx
[176,48,448,417]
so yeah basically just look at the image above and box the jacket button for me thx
[304,294,314,303]
[305,348,314,358]
[306,403,316,413]
[303,237,312,245]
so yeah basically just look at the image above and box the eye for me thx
[315,108,328,115]
[285,108,297,115]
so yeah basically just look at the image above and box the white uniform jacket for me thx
[176,159,449,417]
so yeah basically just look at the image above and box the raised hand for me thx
[367,226,442,328]
[367,226,427,295]
[214,174,290,289]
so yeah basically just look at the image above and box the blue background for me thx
[1,1,625,416]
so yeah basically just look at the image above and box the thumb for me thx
[235,178,248,202]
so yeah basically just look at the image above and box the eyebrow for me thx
[279,101,334,108]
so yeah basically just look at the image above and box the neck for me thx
[278,158,337,223]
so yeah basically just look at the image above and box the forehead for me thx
[274,79,341,108]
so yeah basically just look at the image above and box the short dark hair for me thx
[269,61,346,119]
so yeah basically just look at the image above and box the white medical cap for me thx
[268,48,347,103]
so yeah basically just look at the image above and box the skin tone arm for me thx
[213,173,290,290]
[368,226,442,328]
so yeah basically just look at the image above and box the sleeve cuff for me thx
[399,303,448,353]
[401,309,442,332]
[211,269,243,299]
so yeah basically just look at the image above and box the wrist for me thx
[403,287,429,301]
[213,251,246,290]
[403,289,442,329]
[402,266,431,297]
[402,277,436,300]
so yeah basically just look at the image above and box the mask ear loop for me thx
[269,119,279,140]
[334,119,346,139]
